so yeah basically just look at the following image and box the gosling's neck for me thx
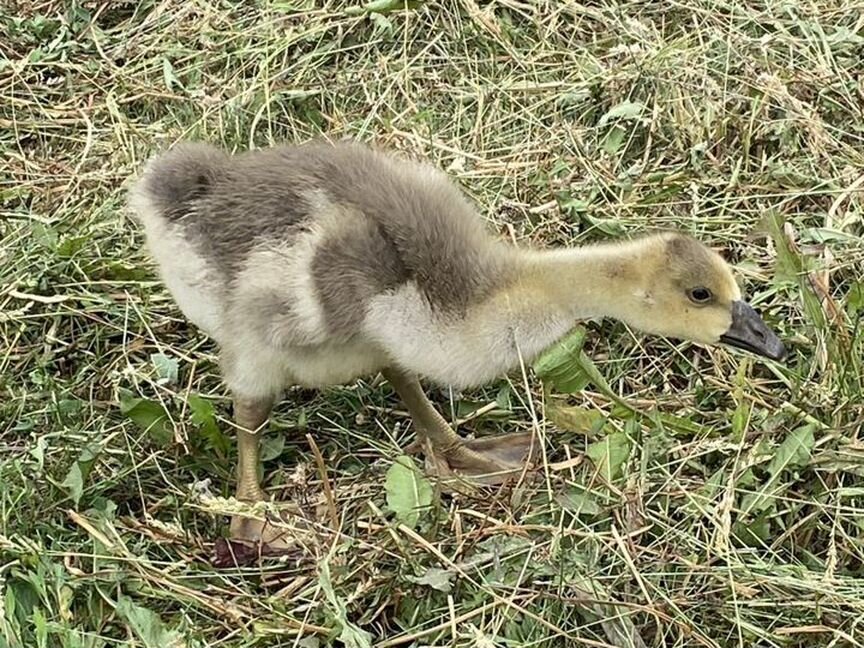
[369,237,661,391]
[515,238,656,324]
[440,237,659,387]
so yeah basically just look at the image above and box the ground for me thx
[2,1,863,647]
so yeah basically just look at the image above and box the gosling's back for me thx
[128,139,513,392]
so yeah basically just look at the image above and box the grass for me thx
[1,0,863,646]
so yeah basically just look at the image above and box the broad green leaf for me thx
[766,424,816,477]
[33,607,47,646]
[741,424,816,515]
[556,191,591,216]
[533,326,588,378]
[764,211,825,330]
[762,211,800,284]
[385,455,433,528]
[296,407,308,430]
[731,402,750,441]
[187,394,229,456]
[161,57,182,91]
[61,444,101,506]
[598,100,646,127]
[260,435,285,462]
[684,467,726,514]
[731,358,751,441]
[495,385,512,410]
[582,213,626,236]
[116,596,184,648]
[456,398,497,418]
[55,398,81,418]
[319,560,373,648]
[813,447,864,476]
[534,327,593,393]
[29,435,48,470]
[61,463,84,506]
[95,260,152,282]
[534,327,633,411]
[370,12,394,37]
[151,353,178,385]
[838,487,864,497]
[32,222,58,250]
[55,235,88,258]
[406,567,454,593]
[345,0,424,15]
[586,431,631,482]
[298,637,321,648]
[650,412,707,436]
[555,487,601,516]
[119,389,173,446]
[848,281,864,314]
[546,367,591,394]
[825,25,864,47]
[600,124,626,155]
[574,350,617,400]
[733,515,772,546]
[736,466,757,488]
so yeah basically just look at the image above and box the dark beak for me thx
[720,301,786,361]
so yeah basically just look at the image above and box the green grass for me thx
[2,1,863,646]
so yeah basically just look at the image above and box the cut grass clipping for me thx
[2,1,863,647]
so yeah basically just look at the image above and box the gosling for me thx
[128,138,785,551]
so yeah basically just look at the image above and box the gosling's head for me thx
[619,232,786,361]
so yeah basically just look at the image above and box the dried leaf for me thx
[212,537,296,568]
[546,402,606,434]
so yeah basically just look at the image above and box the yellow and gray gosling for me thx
[128,139,785,553]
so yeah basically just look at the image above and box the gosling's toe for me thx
[212,509,299,568]
[425,431,538,486]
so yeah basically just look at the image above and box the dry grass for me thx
[2,1,864,646]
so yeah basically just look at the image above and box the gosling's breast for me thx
[281,341,387,388]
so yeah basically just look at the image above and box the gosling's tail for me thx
[127,141,227,225]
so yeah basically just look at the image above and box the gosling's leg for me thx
[226,396,293,550]
[382,368,536,485]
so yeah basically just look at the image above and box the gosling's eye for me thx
[688,287,713,304]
